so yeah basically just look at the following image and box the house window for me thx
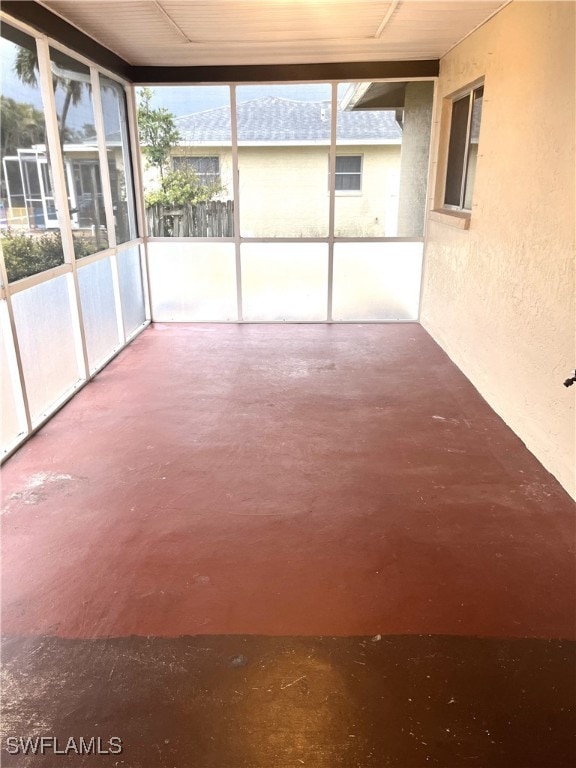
[444,84,484,210]
[173,156,220,186]
[333,155,362,191]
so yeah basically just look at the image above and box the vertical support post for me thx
[91,68,126,344]
[0,252,32,433]
[327,82,338,322]
[126,84,152,321]
[91,69,117,251]
[230,85,243,322]
[126,85,147,240]
[36,36,90,380]
[418,77,440,323]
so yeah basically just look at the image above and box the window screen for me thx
[335,155,362,191]
[173,156,220,185]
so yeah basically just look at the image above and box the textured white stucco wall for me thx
[421,0,575,497]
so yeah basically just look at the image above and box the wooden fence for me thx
[146,200,234,237]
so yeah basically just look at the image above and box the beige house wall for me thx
[421,1,575,496]
[171,144,401,237]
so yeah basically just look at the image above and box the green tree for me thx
[12,50,112,253]
[0,96,45,157]
[145,167,224,207]
[14,47,83,144]
[137,87,181,179]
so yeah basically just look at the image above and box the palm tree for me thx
[13,47,107,253]
[14,47,83,141]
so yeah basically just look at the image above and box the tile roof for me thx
[174,96,401,144]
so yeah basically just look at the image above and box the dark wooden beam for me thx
[132,60,439,84]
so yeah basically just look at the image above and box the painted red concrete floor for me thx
[2,323,576,767]
[1,323,574,641]
[2,634,574,767]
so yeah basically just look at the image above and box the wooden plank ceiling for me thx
[39,0,509,66]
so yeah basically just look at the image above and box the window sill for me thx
[429,209,471,229]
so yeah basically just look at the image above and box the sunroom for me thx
[1,2,574,766]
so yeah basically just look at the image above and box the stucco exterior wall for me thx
[397,81,434,237]
[421,1,575,496]
[170,144,401,237]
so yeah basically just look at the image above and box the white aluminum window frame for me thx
[0,12,150,463]
[0,9,439,461]
[141,78,437,323]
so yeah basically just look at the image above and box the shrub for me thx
[0,229,99,282]
[1,229,63,282]
[145,167,224,208]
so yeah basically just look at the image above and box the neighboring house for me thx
[163,96,403,237]
[2,146,58,229]
[2,135,128,237]
[5,97,403,239]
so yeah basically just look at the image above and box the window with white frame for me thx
[172,156,220,186]
[0,24,65,281]
[444,83,484,211]
[0,17,147,461]
[333,154,362,192]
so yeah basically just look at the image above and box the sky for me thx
[2,34,349,128]
[137,84,349,116]
[2,41,93,131]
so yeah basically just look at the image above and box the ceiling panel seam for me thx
[375,0,401,39]
[153,0,194,43]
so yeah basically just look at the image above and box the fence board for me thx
[146,201,234,237]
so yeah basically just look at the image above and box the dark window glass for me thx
[444,95,470,207]
[4,159,24,205]
[23,159,41,197]
[444,85,484,210]
[334,155,362,191]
